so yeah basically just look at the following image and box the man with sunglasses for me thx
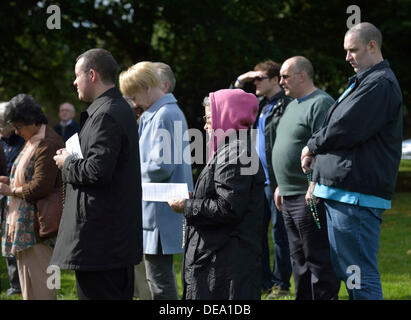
[272,56,339,300]
[232,61,293,298]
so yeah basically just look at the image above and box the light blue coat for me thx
[138,93,194,254]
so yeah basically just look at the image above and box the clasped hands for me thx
[301,146,319,206]
[53,148,71,170]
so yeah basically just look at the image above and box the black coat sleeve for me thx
[307,79,400,154]
[62,112,122,186]
[184,142,257,226]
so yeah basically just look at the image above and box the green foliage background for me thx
[0,0,410,136]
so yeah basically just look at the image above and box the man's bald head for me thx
[288,56,315,80]
[346,22,383,51]
[59,102,76,123]
[344,22,384,72]
[60,102,75,113]
[280,56,316,99]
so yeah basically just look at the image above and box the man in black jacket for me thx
[53,48,142,300]
[301,22,403,300]
[233,61,292,298]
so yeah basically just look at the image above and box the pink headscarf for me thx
[207,89,258,161]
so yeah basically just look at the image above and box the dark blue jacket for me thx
[307,60,403,200]
[53,120,80,143]
[261,91,292,189]
[1,133,25,176]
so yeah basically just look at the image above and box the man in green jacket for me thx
[273,56,339,300]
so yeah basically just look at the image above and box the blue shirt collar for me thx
[296,89,318,103]
[60,119,73,127]
[140,93,177,122]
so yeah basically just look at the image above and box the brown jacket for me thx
[21,125,63,203]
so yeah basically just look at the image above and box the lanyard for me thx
[337,82,355,103]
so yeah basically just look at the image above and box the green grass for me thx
[1,192,410,300]
[399,159,411,172]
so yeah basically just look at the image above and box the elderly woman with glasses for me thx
[0,94,63,300]
[168,89,265,300]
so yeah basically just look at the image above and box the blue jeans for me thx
[261,185,292,291]
[324,199,384,300]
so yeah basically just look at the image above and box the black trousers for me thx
[282,195,339,300]
[75,266,135,300]
[6,257,21,290]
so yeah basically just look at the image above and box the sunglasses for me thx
[279,72,301,80]
[254,76,269,81]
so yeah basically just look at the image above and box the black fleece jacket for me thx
[307,60,403,200]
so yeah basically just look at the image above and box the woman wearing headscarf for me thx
[168,89,265,299]
[0,94,63,300]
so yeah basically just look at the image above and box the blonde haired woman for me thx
[120,61,193,299]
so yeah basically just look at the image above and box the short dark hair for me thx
[254,60,281,79]
[5,94,48,125]
[346,22,383,50]
[76,48,118,84]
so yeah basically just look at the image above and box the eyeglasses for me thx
[279,73,300,80]
[254,76,269,81]
[202,115,212,123]
[12,123,24,131]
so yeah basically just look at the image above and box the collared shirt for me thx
[60,119,73,127]
[314,183,391,209]
[296,90,317,103]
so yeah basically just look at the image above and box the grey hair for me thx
[202,96,210,109]
[0,102,8,122]
[152,62,176,93]
[346,22,383,50]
